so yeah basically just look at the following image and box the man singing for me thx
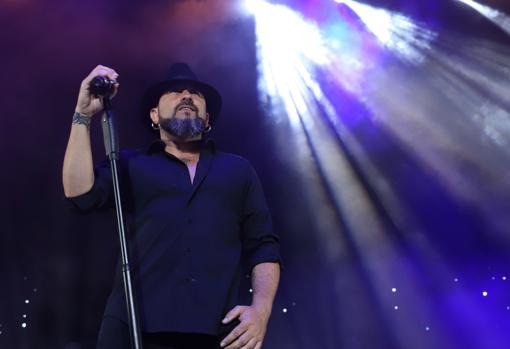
[62,63,281,349]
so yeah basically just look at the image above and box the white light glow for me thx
[246,0,438,133]
[246,0,330,127]
[337,0,436,62]
[455,0,510,35]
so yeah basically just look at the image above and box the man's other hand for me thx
[220,305,270,349]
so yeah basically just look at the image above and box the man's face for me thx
[151,85,210,140]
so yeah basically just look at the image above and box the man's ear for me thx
[150,108,159,124]
[205,112,210,126]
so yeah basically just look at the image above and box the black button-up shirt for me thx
[69,140,281,335]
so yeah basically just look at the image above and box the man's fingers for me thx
[83,65,119,85]
[75,65,120,117]
[82,65,106,84]
[110,83,120,99]
[224,330,252,349]
[223,305,243,324]
[239,337,257,349]
[220,323,247,348]
[93,65,118,78]
[254,341,262,349]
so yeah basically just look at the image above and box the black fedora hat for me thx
[142,63,222,124]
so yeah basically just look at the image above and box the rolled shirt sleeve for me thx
[67,159,114,212]
[240,164,282,273]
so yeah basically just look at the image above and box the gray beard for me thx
[159,116,206,140]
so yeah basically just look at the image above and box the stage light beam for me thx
[335,0,437,63]
[246,2,457,348]
[246,0,510,347]
[454,0,510,35]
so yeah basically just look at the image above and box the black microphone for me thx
[89,76,115,97]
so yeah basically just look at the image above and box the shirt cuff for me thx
[246,241,284,273]
[66,181,108,212]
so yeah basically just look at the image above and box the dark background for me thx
[1,0,510,348]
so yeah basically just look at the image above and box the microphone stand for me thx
[101,97,143,349]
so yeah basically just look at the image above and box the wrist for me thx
[72,111,92,127]
[251,302,272,319]
[74,107,92,117]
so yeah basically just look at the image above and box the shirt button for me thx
[186,277,197,283]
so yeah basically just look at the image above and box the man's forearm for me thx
[251,262,280,318]
[62,121,95,198]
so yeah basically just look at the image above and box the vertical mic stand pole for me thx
[101,97,143,349]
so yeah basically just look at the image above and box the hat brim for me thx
[142,79,222,125]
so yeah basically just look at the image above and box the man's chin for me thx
[161,127,202,141]
[159,115,206,141]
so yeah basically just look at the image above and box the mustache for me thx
[175,100,198,113]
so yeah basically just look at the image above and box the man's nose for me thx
[181,95,193,104]
[180,90,194,102]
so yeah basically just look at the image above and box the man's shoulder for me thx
[212,151,259,180]
[117,148,146,163]
[215,151,252,168]
[120,148,144,158]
